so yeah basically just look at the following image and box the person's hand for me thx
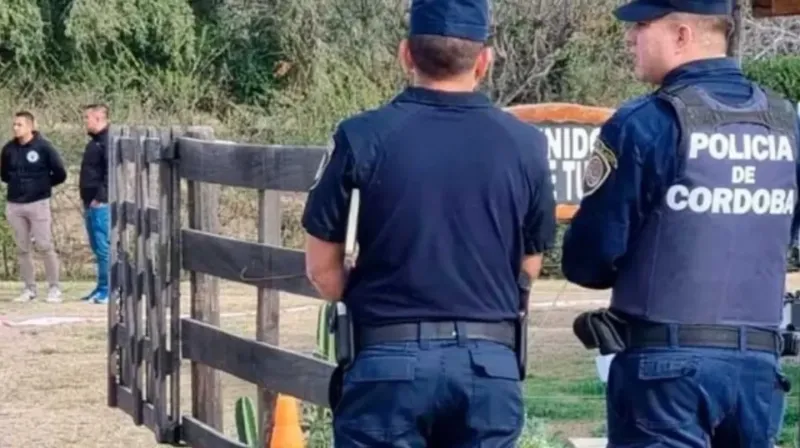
[90,199,103,208]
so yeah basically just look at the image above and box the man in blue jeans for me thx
[79,104,110,304]
[562,0,798,446]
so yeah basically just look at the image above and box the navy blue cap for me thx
[614,0,733,22]
[409,0,490,42]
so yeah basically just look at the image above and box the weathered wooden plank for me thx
[119,135,164,164]
[117,384,157,432]
[181,319,334,407]
[186,126,224,432]
[130,126,146,426]
[156,126,175,438]
[108,125,123,409]
[256,189,281,447]
[175,137,328,192]
[181,229,319,299]
[182,416,248,448]
[114,202,159,234]
[752,0,800,17]
[140,126,160,428]
[168,126,183,430]
[119,136,137,163]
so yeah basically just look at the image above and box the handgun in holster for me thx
[515,272,531,380]
[327,189,361,410]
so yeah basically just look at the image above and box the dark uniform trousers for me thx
[606,340,790,447]
[332,336,524,447]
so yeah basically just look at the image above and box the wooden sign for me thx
[504,103,615,221]
[752,0,800,17]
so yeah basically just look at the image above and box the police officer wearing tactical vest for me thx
[301,0,557,445]
[562,0,800,446]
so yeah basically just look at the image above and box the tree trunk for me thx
[727,0,744,61]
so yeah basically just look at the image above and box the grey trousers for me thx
[5,198,60,290]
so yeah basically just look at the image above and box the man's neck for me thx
[413,75,477,93]
[17,134,33,145]
[91,124,108,136]
[671,49,729,71]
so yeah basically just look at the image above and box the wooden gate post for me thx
[257,188,282,447]
[184,126,223,431]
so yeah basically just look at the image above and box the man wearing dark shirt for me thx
[301,0,557,444]
[79,104,111,304]
[1,111,67,303]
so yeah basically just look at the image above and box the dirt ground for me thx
[2,275,800,447]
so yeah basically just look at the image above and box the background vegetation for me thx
[0,0,798,446]
[0,0,797,282]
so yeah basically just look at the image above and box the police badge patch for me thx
[309,149,331,191]
[582,140,617,198]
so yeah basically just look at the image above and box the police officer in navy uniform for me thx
[301,0,557,445]
[562,0,800,446]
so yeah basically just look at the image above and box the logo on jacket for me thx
[582,140,617,197]
[26,150,39,163]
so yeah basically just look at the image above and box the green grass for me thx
[522,360,800,447]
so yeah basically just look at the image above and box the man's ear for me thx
[675,23,693,52]
[474,46,493,83]
[398,38,414,78]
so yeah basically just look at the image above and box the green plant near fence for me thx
[234,303,336,447]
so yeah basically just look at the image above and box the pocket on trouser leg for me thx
[333,351,424,447]
[467,345,524,438]
[606,353,704,446]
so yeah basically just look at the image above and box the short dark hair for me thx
[14,111,34,123]
[407,35,485,80]
[84,103,110,118]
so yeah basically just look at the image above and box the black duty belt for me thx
[627,323,782,354]
[356,321,516,350]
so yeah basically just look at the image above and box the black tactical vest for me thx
[611,84,799,328]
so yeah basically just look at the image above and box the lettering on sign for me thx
[539,123,602,204]
[504,103,616,220]
[665,132,796,215]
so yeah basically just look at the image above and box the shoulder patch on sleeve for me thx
[582,139,618,198]
[309,141,333,191]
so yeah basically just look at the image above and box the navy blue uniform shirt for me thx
[302,86,557,325]
[561,57,800,289]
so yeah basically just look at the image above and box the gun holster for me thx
[327,302,355,410]
[781,331,800,357]
[572,309,627,355]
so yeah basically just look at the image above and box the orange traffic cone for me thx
[269,394,305,448]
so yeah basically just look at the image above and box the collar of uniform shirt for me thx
[393,86,493,108]
[660,57,745,90]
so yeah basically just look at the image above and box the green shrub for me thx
[743,56,800,103]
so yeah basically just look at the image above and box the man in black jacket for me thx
[79,104,110,304]
[1,111,67,303]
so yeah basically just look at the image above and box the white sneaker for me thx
[46,287,62,303]
[12,288,36,303]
